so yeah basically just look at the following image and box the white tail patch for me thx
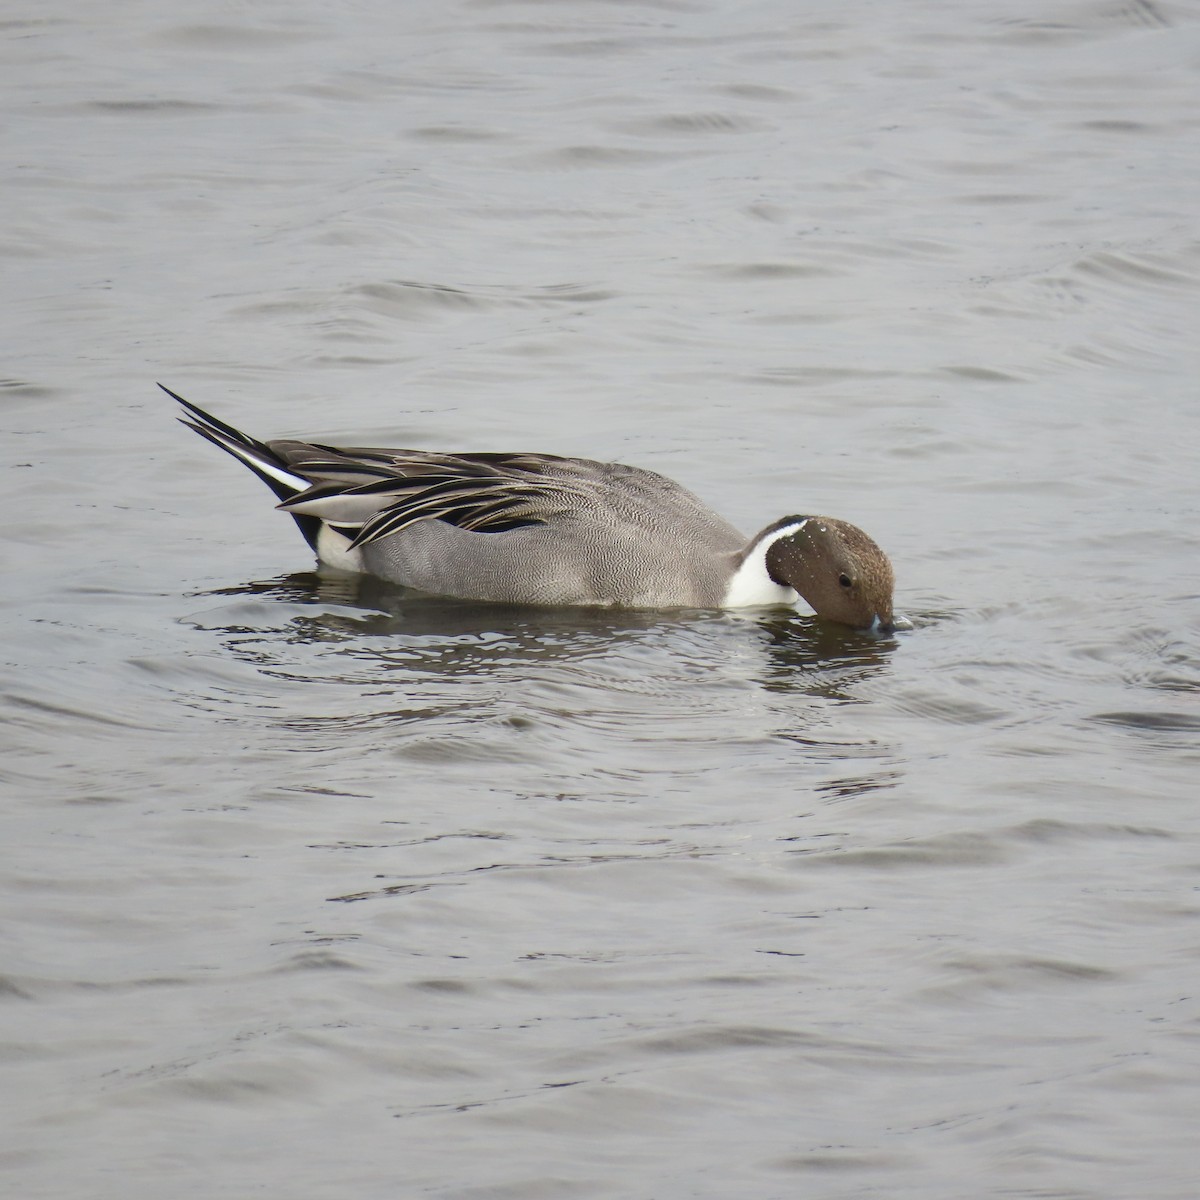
[316,523,366,573]
[721,519,807,608]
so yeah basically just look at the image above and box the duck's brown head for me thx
[765,516,895,632]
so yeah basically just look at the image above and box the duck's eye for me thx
[838,574,853,589]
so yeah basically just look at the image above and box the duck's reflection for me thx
[189,569,899,703]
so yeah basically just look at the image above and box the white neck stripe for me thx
[722,519,808,608]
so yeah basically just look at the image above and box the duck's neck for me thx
[721,519,808,608]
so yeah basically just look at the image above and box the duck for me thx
[166,384,895,631]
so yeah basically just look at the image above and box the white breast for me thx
[721,519,807,608]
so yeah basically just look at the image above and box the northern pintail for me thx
[167,385,895,630]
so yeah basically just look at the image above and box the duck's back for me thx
[356,456,748,608]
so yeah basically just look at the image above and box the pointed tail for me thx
[162,383,321,552]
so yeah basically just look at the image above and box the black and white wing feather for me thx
[164,384,580,550]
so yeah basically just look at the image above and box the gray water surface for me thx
[3,2,1199,1197]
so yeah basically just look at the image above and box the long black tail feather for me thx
[162,383,322,552]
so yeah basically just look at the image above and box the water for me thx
[3,1,1199,1196]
